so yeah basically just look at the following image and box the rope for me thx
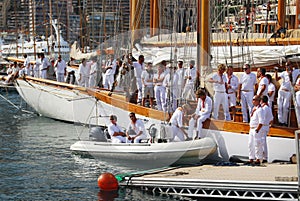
[0,91,36,115]
[115,166,180,183]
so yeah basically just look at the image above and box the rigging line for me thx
[74,99,99,139]
[0,91,35,114]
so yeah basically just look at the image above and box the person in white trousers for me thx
[260,95,273,163]
[208,64,230,121]
[246,95,264,165]
[237,64,257,123]
[188,89,212,139]
[169,104,190,141]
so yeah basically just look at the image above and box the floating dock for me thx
[119,163,299,200]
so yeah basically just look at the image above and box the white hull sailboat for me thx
[11,0,299,167]
[13,75,297,164]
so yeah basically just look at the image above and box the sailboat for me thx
[71,0,299,163]
[10,0,299,166]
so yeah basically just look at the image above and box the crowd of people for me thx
[104,57,300,166]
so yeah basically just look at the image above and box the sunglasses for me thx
[129,115,134,118]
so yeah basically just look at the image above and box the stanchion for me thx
[294,130,300,200]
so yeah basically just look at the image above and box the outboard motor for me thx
[148,124,157,140]
[89,127,109,142]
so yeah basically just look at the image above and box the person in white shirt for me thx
[132,55,145,103]
[163,64,179,112]
[54,54,67,82]
[103,55,116,90]
[108,115,126,143]
[89,57,98,87]
[78,58,92,87]
[182,60,196,100]
[188,89,212,139]
[40,53,51,79]
[169,104,190,141]
[141,62,154,107]
[23,54,32,76]
[175,61,185,100]
[4,64,13,83]
[208,64,230,121]
[225,66,239,121]
[237,64,257,123]
[294,75,300,116]
[260,95,273,163]
[256,67,269,97]
[34,53,41,78]
[6,62,19,83]
[266,74,275,108]
[153,65,167,111]
[246,95,264,165]
[126,112,149,143]
[291,62,300,85]
[275,63,292,126]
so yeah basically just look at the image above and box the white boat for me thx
[13,70,298,164]
[1,19,69,61]
[70,137,217,168]
[11,0,299,167]
[14,77,99,125]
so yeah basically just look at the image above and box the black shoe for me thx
[244,160,254,165]
[253,160,261,166]
[262,160,268,163]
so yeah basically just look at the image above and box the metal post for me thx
[295,130,300,200]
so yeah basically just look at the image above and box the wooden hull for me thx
[70,137,217,168]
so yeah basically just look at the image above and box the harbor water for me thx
[0,91,239,201]
[0,91,184,200]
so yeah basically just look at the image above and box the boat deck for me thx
[120,163,299,200]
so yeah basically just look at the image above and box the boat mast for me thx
[14,0,18,58]
[30,0,37,60]
[296,0,300,29]
[198,0,210,88]
[55,0,61,55]
[150,0,159,37]
[277,0,286,29]
[130,0,142,47]
[42,0,49,54]
[49,0,54,56]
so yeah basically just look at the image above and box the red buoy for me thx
[97,172,119,191]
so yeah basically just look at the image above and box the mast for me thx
[277,0,286,28]
[42,0,50,54]
[296,0,300,29]
[150,0,159,36]
[79,0,84,52]
[130,0,142,46]
[14,0,18,58]
[56,0,61,55]
[30,0,36,60]
[198,0,210,88]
